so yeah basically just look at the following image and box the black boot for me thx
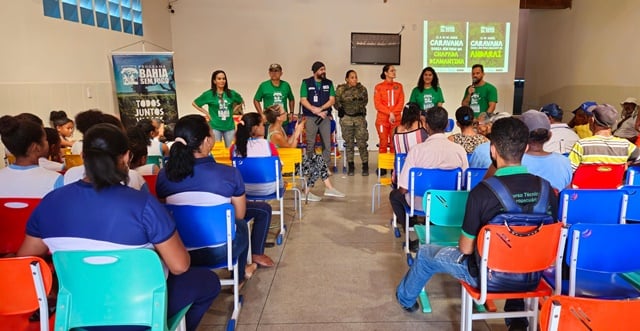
[347,162,355,176]
[362,162,369,176]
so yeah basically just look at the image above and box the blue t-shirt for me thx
[522,153,572,191]
[26,181,175,251]
[156,156,245,204]
[469,141,491,169]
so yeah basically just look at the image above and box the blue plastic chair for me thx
[165,203,240,330]
[233,156,286,245]
[559,223,640,298]
[53,249,190,331]
[390,153,408,238]
[445,118,455,132]
[463,167,487,191]
[558,189,628,225]
[404,167,462,265]
[626,166,640,186]
[622,185,640,222]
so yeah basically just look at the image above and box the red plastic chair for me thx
[0,256,54,331]
[539,295,640,331]
[143,175,158,198]
[571,163,626,189]
[460,222,565,331]
[0,198,41,255]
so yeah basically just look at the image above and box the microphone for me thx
[471,78,479,87]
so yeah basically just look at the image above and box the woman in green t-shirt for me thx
[409,67,445,111]
[192,70,244,147]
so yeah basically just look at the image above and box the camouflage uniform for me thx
[335,82,369,164]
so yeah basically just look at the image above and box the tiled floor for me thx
[198,154,509,331]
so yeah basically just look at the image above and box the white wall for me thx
[522,0,640,119]
[169,0,521,148]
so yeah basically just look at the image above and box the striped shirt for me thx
[568,135,640,171]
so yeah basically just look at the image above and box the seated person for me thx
[396,117,558,331]
[448,106,488,154]
[127,126,160,176]
[468,112,511,169]
[540,103,579,154]
[0,115,63,197]
[568,101,596,139]
[264,104,345,202]
[70,109,103,154]
[38,127,65,172]
[392,103,428,155]
[137,118,169,158]
[17,123,220,331]
[156,115,262,275]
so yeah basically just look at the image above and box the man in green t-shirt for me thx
[461,64,498,118]
[253,63,296,116]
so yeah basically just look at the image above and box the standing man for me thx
[613,97,639,143]
[396,117,557,331]
[461,64,498,118]
[300,61,335,165]
[540,103,579,154]
[253,63,296,117]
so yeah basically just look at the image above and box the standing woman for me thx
[192,70,244,147]
[374,65,404,154]
[409,67,445,111]
[335,70,369,176]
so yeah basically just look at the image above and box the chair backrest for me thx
[408,167,462,207]
[566,223,640,274]
[558,189,627,225]
[445,118,455,132]
[232,156,280,184]
[165,203,235,250]
[146,155,164,168]
[478,222,563,274]
[626,165,640,186]
[278,148,303,175]
[53,249,168,330]
[571,163,626,189]
[377,152,395,171]
[143,175,158,197]
[423,190,469,226]
[0,256,52,329]
[0,198,41,254]
[464,167,487,191]
[540,295,640,331]
[64,154,83,169]
[621,185,640,221]
[6,154,16,165]
[394,153,407,174]
[211,143,232,166]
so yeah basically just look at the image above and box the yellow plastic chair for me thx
[6,154,16,166]
[371,152,395,213]
[211,143,232,166]
[64,154,84,169]
[278,147,305,219]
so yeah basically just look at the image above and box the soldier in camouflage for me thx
[335,70,369,176]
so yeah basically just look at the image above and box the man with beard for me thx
[300,61,335,165]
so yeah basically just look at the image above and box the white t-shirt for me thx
[64,165,148,191]
[0,165,64,198]
[544,123,580,154]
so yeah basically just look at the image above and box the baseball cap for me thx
[520,110,550,132]
[269,63,282,71]
[591,104,618,128]
[540,103,563,120]
[572,101,597,114]
[621,97,638,105]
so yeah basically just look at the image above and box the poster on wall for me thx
[112,52,179,129]
[423,21,510,73]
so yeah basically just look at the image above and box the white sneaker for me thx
[324,188,346,198]
[306,192,322,202]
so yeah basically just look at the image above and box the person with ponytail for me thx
[18,123,220,331]
[0,115,63,197]
[156,115,265,274]
[448,106,488,154]
[374,64,404,154]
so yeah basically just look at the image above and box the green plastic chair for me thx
[413,189,469,313]
[146,155,164,168]
[53,249,190,331]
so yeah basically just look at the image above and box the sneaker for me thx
[324,187,346,198]
[409,239,420,253]
[396,291,420,313]
[306,192,322,202]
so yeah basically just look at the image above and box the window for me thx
[43,0,143,36]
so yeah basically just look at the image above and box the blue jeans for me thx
[246,201,272,255]
[213,129,235,148]
[189,218,249,279]
[396,244,478,307]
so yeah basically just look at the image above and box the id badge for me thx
[313,95,318,103]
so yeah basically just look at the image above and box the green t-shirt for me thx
[253,80,295,113]
[194,89,243,131]
[462,82,498,118]
[409,86,445,110]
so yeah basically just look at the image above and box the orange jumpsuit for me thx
[374,80,404,153]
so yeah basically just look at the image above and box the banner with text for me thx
[112,52,179,129]
[423,21,510,73]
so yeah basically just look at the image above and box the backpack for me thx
[475,176,555,292]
